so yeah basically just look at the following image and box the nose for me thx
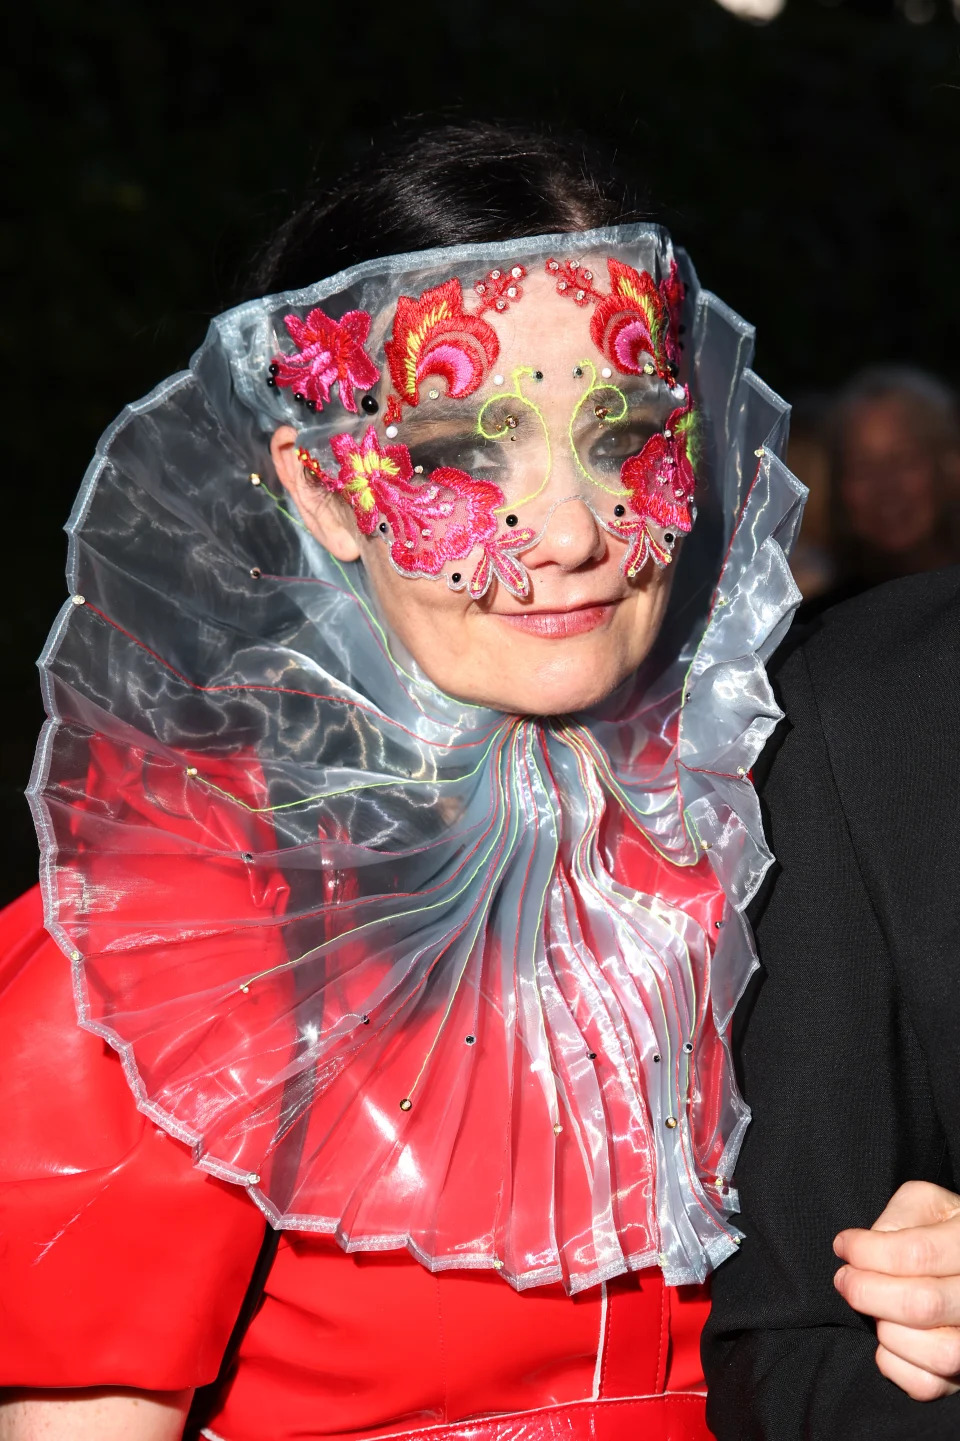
[520,497,607,572]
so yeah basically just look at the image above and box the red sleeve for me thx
[0,886,267,1389]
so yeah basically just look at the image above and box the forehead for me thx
[260,229,687,457]
[477,265,599,362]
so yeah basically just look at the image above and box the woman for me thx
[0,127,804,1439]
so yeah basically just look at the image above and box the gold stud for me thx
[492,1258,504,1270]
[186,766,198,777]
[754,447,765,458]
[249,472,261,486]
[553,1123,563,1135]
[71,594,85,606]
[399,1098,412,1112]
[70,949,81,961]
[240,983,250,994]
[248,1172,260,1185]
[643,363,656,375]
[665,1116,678,1129]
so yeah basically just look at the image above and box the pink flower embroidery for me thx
[326,427,416,534]
[299,428,536,599]
[270,307,380,415]
[607,401,698,575]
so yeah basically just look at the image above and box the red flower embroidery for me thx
[464,519,537,600]
[299,429,536,599]
[270,306,380,415]
[608,401,698,575]
[384,279,501,411]
[544,257,604,307]
[473,263,527,318]
[546,256,684,382]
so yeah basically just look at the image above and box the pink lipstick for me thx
[494,603,617,638]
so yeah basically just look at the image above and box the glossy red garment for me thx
[0,885,266,1387]
[0,886,713,1439]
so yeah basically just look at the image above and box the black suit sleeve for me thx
[703,572,960,1440]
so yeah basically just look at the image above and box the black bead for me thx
[587,1051,597,1060]
[574,366,584,377]
[614,504,626,517]
[378,522,388,534]
[362,394,379,414]
[362,1015,370,1025]
[534,370,544,381]
[451,572,462,584]
[505,514,518,527]
[653,1053,661,1063]
[465,1035,476,1045]
[293,391,305,403]
[306,399,317,411]
[266,377,277,388]
[250,566,262,579]
[665,532,675,544]
[268,362,280,375]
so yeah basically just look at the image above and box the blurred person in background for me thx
[820,366,960,611]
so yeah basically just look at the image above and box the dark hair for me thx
[249,122,655,296]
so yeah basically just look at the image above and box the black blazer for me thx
[703,567,960,1439]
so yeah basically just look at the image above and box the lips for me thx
[491,602,619,638]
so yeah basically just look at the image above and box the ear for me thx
[270,425,362,563]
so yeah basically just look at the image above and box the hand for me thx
[833,1181,960,1401]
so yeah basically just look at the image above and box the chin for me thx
[479,666,625,717]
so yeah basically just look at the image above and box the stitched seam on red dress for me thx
[370,1392,708,1441]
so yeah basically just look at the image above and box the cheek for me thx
[361,546,470,646]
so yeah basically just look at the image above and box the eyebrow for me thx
[391,407,483,442]
[395,383,674,441]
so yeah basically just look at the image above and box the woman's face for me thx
[273,268,679,714]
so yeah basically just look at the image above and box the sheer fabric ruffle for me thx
[29,225,805,1291]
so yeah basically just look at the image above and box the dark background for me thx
[4,0,960,903]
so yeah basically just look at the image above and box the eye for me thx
[588,423,658,468]
[413,435,506,477]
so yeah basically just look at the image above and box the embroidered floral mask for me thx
[268,241,697,600]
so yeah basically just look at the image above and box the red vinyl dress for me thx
[0,876,713,1441]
